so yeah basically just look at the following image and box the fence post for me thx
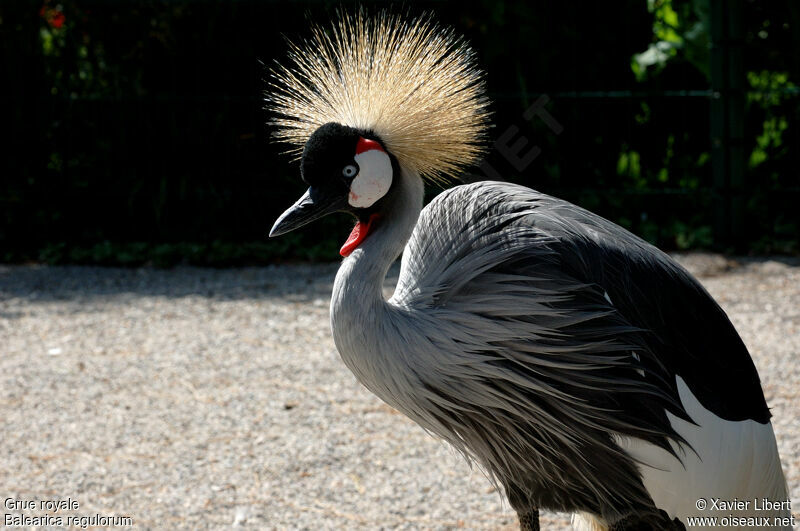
[710,0,746,251]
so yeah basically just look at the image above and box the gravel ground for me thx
[1,254,798,530]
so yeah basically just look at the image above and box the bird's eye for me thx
[342,164,358,178]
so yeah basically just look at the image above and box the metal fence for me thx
[2,0,798,262]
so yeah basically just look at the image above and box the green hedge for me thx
[2,0,798,266]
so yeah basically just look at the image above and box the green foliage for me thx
[617,149,642,183]
[624,0,799,253]
[632,0,710,81]
[747,70,795,168]
[672,222,712,250]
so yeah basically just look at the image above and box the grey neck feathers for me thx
[330,168,424,382]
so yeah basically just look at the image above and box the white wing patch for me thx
[615,376,790,529]
[572,512,609,531]
[348,149,393,208]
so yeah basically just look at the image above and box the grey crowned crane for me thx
[267,11,790,531]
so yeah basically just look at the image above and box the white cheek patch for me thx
[348,149,393,208]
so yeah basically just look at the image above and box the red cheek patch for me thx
[340,213,381,257]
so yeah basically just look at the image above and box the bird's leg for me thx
[517,509,539,531]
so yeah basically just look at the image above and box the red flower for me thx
[50,11,65,28]
[40,4,65,29]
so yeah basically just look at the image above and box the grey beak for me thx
[269,188,349,237]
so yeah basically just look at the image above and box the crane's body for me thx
[330,173,788,529]
[267,11,790,530]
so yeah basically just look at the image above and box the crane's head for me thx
[266,10,489,256]
[269,122,397,256]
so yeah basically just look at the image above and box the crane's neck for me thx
[330,168,424,380]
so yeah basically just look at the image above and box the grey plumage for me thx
[332,175,685,524]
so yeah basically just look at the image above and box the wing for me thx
[389,180,781,522]
[393,181,769,425]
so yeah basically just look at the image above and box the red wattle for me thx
[340,213,381,257]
